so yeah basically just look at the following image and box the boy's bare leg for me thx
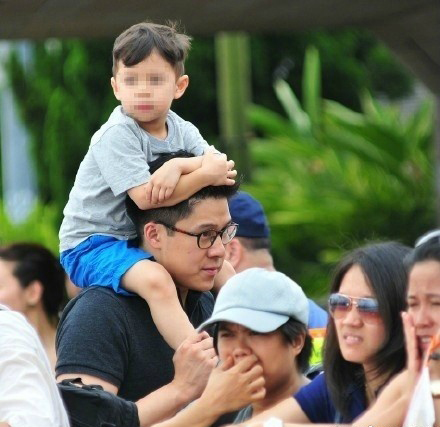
[122,259,196,350]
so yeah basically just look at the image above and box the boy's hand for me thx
[201,150,237,186]
[145,158,183,205]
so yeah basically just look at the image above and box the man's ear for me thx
[143,222,163,249]
[111,76,120,101]
[24,280,43,308]
[174,75,189,100]
[224,238,243,270]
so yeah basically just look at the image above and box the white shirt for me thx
[0,304,70,427]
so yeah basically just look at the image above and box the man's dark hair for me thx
[112,21,191,77]
[0,243,65,323]
[126,151,240,244]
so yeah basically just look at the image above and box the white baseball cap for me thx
[199,267,309,332]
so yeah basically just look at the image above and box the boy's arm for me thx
[128,151,236,209]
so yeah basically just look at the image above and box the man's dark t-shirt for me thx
[56,286,214,401]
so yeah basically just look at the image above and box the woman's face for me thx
[0,260,27,313]
[407,260,440,353]
[334,265,387,370]
[217,322,302,395]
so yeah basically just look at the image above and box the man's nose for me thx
[207,234,226,258]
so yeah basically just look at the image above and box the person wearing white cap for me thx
[143,268,311,427]
[199,267,312,423]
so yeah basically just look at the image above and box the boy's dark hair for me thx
[126,151,240,244]
[0,243,65,323]
[112,21,191,77]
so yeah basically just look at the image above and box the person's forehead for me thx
[116,51,175,73]
[178,198,231,229]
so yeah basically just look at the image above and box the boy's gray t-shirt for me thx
[59,106,211,252]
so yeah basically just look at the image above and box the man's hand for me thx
[171,331,218,401]
[201,150,237,186]
[145,158,184,205]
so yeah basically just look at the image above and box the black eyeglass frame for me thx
[155,221,239,249]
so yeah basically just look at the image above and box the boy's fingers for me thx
[225,179,236,185]
[145,183,152,204]
[164,188,173,200]
[227,170,238,178]
[227,160,235,169]
[151,186,160,205]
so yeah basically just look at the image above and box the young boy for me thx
[59,22,237,350]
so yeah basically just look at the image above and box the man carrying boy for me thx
[59,22,236,350]
[56,153,241,426]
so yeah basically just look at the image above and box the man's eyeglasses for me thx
[156,221,239,249]
[328,293,382,324]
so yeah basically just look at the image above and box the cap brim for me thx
[198,307,289,333]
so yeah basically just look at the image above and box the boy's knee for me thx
[125,259,176,299]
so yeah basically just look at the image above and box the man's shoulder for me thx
[186,291,214,328]
[60,287,145,324]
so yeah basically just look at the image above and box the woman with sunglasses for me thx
[233,242,410,426]
[352,230,440,427]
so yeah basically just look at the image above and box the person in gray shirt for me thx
[59,22,236,351]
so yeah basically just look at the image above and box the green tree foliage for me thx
[6,39,117,219]
[0,200,59,253]
[245,46,434,297]
[2,31,416,255]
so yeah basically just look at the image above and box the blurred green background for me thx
[0,29,434,300]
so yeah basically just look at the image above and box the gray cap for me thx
[199,268,309,332]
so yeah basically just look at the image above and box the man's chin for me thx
[176,277,215,293]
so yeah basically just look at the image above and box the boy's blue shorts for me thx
[60,235,153,296]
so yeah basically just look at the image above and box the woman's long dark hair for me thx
[323,242,409,418]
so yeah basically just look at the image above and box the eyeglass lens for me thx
[198,224,237,248]
[328,293,381,323]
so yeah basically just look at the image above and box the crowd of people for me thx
[1,20,439,427]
